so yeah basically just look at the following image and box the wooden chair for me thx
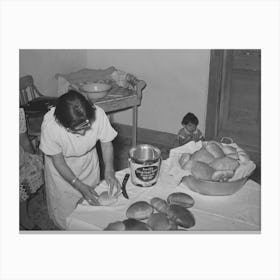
[20,75,44,106]
[20,75,46,151]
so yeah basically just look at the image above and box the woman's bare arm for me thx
[100,141,121,196]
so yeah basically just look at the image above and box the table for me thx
[66,161,261,232]
[55,68,146,146]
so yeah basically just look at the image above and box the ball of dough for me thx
[98,191,118,206]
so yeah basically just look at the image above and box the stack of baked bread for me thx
[179,141,250,182]
[104,192,196,231]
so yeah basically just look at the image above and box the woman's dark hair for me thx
[181,112,199,126]
[54,90,95,129]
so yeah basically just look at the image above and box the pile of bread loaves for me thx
[104,192,196,231]
[179,141,250,182]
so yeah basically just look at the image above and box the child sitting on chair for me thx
[175,112,204,147]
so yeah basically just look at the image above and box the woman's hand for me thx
[104,170,121,197]
[76,183,100,206]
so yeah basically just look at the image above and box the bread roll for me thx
[147,213,174,231]
[211,170,234,182]
[205,141,225,158]
[126,201,154,220]
[166,205,195,229]
[210,156,239,171]
[98,191,117,206]
[238,151,250,163]
[178,153,191,169]
[191,161,215,180]
[104,221,125,231]
[222,145,237,155]
[226,153,239,160]
[167,192,195,208]
[191,148,215,164]
[123,219,150,231]
[150,197,169,213]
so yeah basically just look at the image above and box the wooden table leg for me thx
[132,105,137,147]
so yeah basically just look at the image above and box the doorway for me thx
[205,50,261,164]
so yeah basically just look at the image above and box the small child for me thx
[175,112,204,147]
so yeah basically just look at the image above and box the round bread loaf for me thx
[178,153,191,169]
[123,219,150,231]
[210,156,239,171]
[191,148,215,164]
[126,201,154,220]
[211,170,234,182]
[191,161,215,180]
[150,197,169,213]
[104,221,125,231]
[222,145,237,155]
[226,153,239,160]
[166,205,195,229]
[205,141,225,158]
[167,192,194,208]
[98,191,118,206]
[147,213,174,231]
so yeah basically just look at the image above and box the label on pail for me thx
[129,160,161,187]
[135,166,158,182]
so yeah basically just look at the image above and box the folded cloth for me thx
[166,141,203,184]
[228,161,256,182]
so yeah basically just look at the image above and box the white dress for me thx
[39,105,117,229]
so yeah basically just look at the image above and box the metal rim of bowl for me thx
[190,169,254,184]
[184,175,249,196]
[80,83,112,93]
[129,144,161,165]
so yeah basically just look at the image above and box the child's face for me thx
[184,122,197,133]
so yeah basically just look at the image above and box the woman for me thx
[39,90,121,229]
[20,108,44,230]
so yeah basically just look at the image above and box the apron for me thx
[40,106,117,229]
[44,147,100,229]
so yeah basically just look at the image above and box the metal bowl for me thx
[79,82,112,99]
[182,174,252,196]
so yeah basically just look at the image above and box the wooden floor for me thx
[26,134,261,231]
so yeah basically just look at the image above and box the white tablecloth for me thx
[66,161,261,232]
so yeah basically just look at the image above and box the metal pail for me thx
[128,144,161,187]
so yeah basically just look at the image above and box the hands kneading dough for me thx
[178,141,251,182]
[98,191,118,206]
